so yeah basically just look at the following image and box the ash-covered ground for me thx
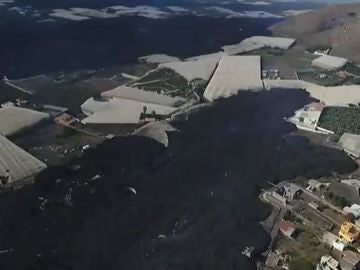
[0,89,356,270]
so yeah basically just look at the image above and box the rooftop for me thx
[100,85,185,107]
[222,36,295,55]
[279,221,296,237]
[81,97,178,124]
[0,135,47,186]
[0,106,49,136]
[283,183,302,200]
[338,133,360,158]
[312,55,348,71]
[320,255,339,270]
[203,55,263,101]
[287,109,322,131]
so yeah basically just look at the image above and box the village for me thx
[258,174,360,270]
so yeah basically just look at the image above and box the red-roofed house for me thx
[305,101,326,112]
[279,221,296,238]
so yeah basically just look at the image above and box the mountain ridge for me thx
[270,3,360,63]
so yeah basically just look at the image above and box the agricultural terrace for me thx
[298,70,346,87]
[129,67,207,99]
[250,46,316,79]
[318,106,360,135]
[343,62,360,77]
[275,223,329,270]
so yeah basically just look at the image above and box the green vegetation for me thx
[130,67,204,99]
[130,67,190,97]
[0,83,29,104]
[298,70,346,87]
[248,47,284,57]
[325,192,349,208]
[190,78,207,98]
[283,211,303,224]
[344,62,360,76]
[257,46,315,79]
[275,224,329,268]
[346,77,360,85]
[31,82,100,114]
[290,259,315,270]
[318,107,360,135]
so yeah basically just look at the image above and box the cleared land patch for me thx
[275,224,330,270]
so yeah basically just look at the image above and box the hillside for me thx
[270,3,360,63]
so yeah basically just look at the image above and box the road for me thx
[294,184,345,215]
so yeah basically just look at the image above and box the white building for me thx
[287,102,326,133]
[317,255,339,270]
[288,109,322,132]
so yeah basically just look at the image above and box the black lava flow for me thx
[0,89,356,270]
